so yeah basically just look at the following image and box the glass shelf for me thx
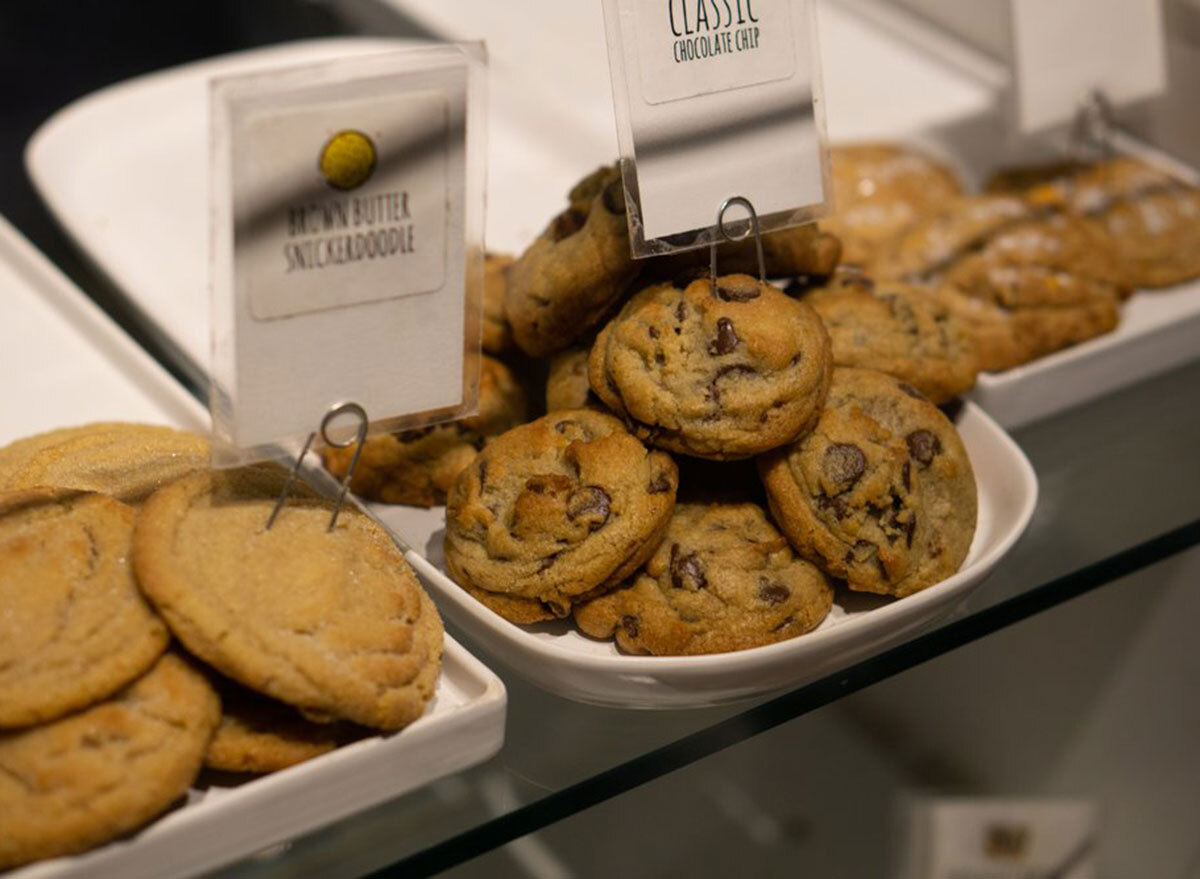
[4,3,1200,877]
[206,359,1200,878]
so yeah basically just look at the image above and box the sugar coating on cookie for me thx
[574,502,833,655]
[806,273,978,404]
[760,367,977,597]
[443,409,678,621]
[0,422,210,505]
[133,466,443,731]
[822,142,964,268]
[0,488,169,729]
[589,274,832,460]
[0,653,219,869]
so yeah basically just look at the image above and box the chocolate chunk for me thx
[906,430,942,466]
[716,281,762,302]
[602,179,626,215]
[676,300,688,322]
[655,351,666,365]
[669,543,708,590]
[905,516,916,548]
[824,443,866,488]
[619,615,640,638]
[648,326,660,339]
[648,474,673,494]
[550,209,586,242]
[566,485,612,530]
[708,317,740,355]
[758,579,791,605]
[818,494,848,519]
[902,460,911,491]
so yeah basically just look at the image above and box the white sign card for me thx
[602,0,831,257]
[1011,0,1166,133]
[210,46,486,460]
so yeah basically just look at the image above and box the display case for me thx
[2,1,1198,876]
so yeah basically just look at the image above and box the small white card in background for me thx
[895,796,1098,879]
[1011,0,1166,133]
[603,0,830,256]
[210,46,486,458]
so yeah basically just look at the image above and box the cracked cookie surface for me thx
[760,368,976,597]
[134,466,442,731]
[573,502,833,655]
[589,274,832,460]
[0,488,169,729]
[323,355,528,507]
[0,652,219,870]
[806,272,978,403]
[506,166,639,356]
[443,410,678,622]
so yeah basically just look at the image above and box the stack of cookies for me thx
[0,423,442,870]
[422,162,983,656]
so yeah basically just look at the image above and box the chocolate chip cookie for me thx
[573,502,833,655]
[0,489,169,729]
[760,367,976,597]
[134,466,443,731]
[506,166,640,356]
[546,345,602,411]
[805,272,978,403]
[589,274,832,460]
[823,142,964,268]
[482,252,516,355]
[443,410,678,622]
[323,355,528,507]
[0,652,219,870]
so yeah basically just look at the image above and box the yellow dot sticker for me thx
[319,130,377,191]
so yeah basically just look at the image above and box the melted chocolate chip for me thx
[905,516,916,548]
[669,543,708,590]
[566,485,612,530]
[819,495,848,519]
[708,317,740,355]
[675,300,688,322]
[477,460,488,487]
[619,615,640,638]
[716,281,762,302]
[648,326,660,339]
[906,430,942,466]
[758,579,791,605]
[655,351,666,365]
[824,443,866,488]
[648,474,673,494]
[902,460,911,491]
[602,179,626,214]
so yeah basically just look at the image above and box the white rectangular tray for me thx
[0,215,507,879]
[368,401,1037,709]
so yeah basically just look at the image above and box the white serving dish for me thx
[368,401,1037,709]
[0,215,507,879]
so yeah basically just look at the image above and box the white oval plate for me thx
[369,401,1037,709]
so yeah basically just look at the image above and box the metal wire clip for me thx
[266,401,369,532]
[709,195,766,289]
